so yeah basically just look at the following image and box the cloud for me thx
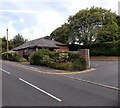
[0,0,73,3]
[20,28,32,40]
[0,0,119,41]
[19,18,24,23]
[68,0,119,15]
[0,9,43,13]
[0,26,18,40]
[119,1,120,15]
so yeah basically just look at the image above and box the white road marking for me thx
[61,75,120,91]
[19,78,62,102]
[0,68,10,74]
[17,64,38,70]
[3,61,119,91]
[5,61,38,70]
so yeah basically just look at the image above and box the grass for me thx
[90,56,120,61]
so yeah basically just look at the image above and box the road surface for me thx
[1,60,119,106]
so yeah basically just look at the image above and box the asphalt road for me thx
[1,60,119,106]
[68,61,119,87]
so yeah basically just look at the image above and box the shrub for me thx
[79,40,120,56]
[68,52,80,61]
[17,57,27,62]
[53,62,73,70]
[72,58,86,71]
[30,49,51,65]
[30,49,86,71]
[2,51,27,62]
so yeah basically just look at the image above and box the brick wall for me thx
[71,49,90,69]
[54,46,69,51]
[18,50,24,56]
[79,49,90,69]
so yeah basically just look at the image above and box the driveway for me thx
[67,61,119,88]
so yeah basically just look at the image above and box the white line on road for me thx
[4,61,39,70]
[15,64,38,70]
[0,68,10,74]
[61,75,120,91]
[19,78,62,102]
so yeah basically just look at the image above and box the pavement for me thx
[1,60,119,106]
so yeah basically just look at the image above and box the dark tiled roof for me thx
[13,37,65,50]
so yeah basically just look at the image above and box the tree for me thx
[68,7,118,44]
[1,36,7,52]
[12,34,28,48]
[116,16,120,40]
[50,23,74,44]
[1,36,14,52]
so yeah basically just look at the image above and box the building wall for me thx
[17,50,24,56]
[54,46,69,51]
[17,46,69,57]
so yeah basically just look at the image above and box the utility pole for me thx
[6,28,9,51]
[6,28,9,60]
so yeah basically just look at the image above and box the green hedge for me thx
[79,40,120,56]
[2,51,27,62]
[30,49,86,71]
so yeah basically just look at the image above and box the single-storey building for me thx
[13,36,69,59]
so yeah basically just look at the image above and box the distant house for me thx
[13,36,69,59]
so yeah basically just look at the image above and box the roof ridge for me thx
[13,37,65,51]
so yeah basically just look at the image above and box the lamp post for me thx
[6,28,9,51]
[6,28,9,60]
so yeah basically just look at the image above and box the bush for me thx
[30,49,86,71]
[2,51,27,62]
[30,49,51,65]
[79,40,120,56]
[17,57,27,62]
[72,59,86,71]
[53,62,73,70]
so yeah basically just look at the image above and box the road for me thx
[1,60,119,106]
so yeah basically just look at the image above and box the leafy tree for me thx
[1,36,14,52]
[1,34,28,52]
[1,36,7,52]
[116,16,120,40]
[50,23,74,44]
[68,7,118,44]
[51,7,119,45]
[12,34,28,48]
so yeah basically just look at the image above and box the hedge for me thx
[78,40,120,56]
[30,49,86,71]
[2,51,27,62]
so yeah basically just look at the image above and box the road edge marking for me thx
[61,75,120,91]
[0,68,10,74]
[3,61,95,75]
[2,61,119,91]
[19,78,62,102]
[53,68,96,74]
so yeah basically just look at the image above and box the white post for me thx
[36,47,38,51]
[88,49,90,69]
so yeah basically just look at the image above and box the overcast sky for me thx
[0,0,119,40]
